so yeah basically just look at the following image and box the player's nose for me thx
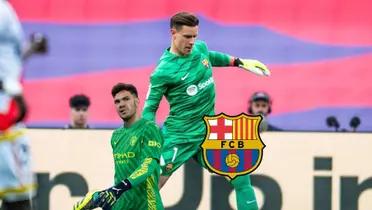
[118,102,126,108]
[190,37,196,44]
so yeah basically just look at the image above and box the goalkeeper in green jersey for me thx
[142,12,271,210]
[74,83,164,210]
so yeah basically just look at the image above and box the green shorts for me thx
[160,139,206,176]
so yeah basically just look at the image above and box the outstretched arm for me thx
[208,51,233,67]
[142,73,168,121]
[209,51,270,76]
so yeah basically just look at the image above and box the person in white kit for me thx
[0,1,48,209]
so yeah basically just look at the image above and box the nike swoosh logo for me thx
[181,73,189,80]
[246,200,256,205]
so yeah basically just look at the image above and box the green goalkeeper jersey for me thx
[111,118,164,210]
[143,40,231,143]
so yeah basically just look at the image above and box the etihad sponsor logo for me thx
[114,152,135,159]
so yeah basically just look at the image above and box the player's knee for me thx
[229,174,252,190]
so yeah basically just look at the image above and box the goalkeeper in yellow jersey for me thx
[142,12,270,210]
[74,83,164,210]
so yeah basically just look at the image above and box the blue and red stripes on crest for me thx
[206,117,260,173]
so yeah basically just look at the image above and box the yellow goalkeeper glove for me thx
[73,191,100,210]
[234,58,271,76]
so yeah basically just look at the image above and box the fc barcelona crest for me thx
[201,113,265,179]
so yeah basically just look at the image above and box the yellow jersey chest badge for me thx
[130,136,138,146]
[202,58,210,68]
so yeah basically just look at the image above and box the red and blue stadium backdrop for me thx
[10,0,372,131]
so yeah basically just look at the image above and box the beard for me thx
[120,111,135,121]
[120,105,137,122]
[259,115,268,132]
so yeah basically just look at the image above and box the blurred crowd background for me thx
[10,0,372,132]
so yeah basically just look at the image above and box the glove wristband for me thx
[233,58,243,67]
[113,179,132,196]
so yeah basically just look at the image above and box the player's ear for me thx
[170,28,176,35]
[171,28,178,38]
[134,97,139,107]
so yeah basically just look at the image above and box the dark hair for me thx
[69,94,90,108]
[111,83,138,98]
[249,92,271,103]
[170,12,199,31]
[248,92,272,114]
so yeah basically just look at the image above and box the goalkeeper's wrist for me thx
[233,58,243,67]
[110,179,132,197]
[114,179,132,191]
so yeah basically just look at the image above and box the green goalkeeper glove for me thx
[73,179,131,210]
[234,58,271,76]
[96,179,132,209]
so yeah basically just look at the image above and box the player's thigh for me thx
[160,141,201,176]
